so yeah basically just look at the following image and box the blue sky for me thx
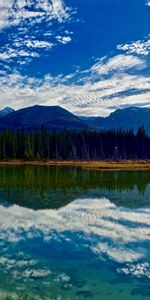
[0,0,150,116]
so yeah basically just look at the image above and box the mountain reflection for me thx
[0,166,150,209]
[0,166,150,299]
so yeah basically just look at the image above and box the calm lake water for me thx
[0,166,150,300]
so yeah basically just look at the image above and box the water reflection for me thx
[0,165,150,209]
[0,166,150,299]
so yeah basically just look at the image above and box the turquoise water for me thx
[0,166,150,299]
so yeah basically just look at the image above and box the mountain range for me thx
[0,105,149,134]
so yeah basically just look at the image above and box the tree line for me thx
[0,126,149,160]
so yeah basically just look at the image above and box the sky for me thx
[0,0,150,116]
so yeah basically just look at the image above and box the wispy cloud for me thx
[117,38,150,56]
[0,53,149,116]
[15,39,54,49]
[0,0,12,31]
[0,0,75,65]
[90,54,144,74]
[56,35,72,44]
[145,1,150,7]
[0,48,39,61]
[0,0,73,31]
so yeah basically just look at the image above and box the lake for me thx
[0,165,150,300]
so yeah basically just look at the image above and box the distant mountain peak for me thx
[0,107,15,117]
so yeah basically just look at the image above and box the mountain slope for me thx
[0,105,86,131]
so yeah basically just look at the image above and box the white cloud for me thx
[145,1,150,7]
[117,39,150,56]
[23,40,53,49]
[0,0,74,65]
[56,35,72,44]
[0,53,149,116]
[0,0,73,31]
[0,1,12,30]
[91,54,144,74]
[0,48,39,61]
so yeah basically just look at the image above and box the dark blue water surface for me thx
[0,166,150,300]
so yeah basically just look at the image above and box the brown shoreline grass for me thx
[0,160,150,171]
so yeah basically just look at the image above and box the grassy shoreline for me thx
[0,160,150,170]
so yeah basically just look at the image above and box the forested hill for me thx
[0,127,149,160]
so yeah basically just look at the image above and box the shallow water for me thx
[0,166,150,299]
